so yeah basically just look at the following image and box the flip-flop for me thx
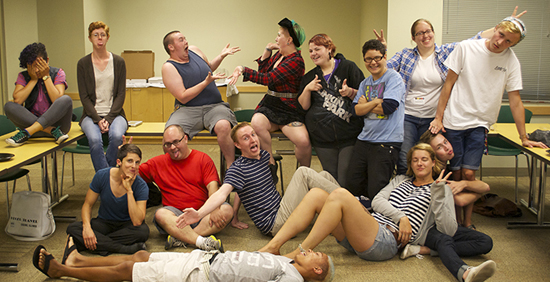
[61,235,77,265]
[32,245,54,278]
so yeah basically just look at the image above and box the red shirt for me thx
[139,150,220,210]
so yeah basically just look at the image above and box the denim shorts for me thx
[445,127,487,171]
[337,223,398,261]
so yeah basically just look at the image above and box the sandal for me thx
[466,224,476,231]
[32,245,54,278]
[61,235,77,265]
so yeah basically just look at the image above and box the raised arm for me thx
[162,58,223,105]
[121,173,147,226]
[204,43,241,72]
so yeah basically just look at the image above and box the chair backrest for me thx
[489,105,533,149]
[234,109,255,122]
[0,115,17,136]
[73,106,84,121]
[497,105,533,123]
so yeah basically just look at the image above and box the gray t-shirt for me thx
[210,251,303,282]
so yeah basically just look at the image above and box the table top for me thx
[490,123,550,163]
[0,122,84,177]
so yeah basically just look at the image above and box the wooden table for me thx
[0,122,85,206]
[489,123,550,228]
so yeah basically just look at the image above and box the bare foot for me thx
[39,249,62,278]
[64,236,80,267]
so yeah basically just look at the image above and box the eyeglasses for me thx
[363,56,384,63]
[163,136,185,149]
[92,33,107,38]
[414,29,433,37]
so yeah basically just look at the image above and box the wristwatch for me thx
[42,75,50,81]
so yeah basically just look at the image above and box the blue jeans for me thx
[397,114,433,175]
[424,225,493,282]
[445,127,487,171]
[81,116,127,172]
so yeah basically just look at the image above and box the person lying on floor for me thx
[177,122,340,236]
[33,236,334,282]
[259,143,497,282]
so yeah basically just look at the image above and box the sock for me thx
[195,236,206,248]
[409,245,421,256]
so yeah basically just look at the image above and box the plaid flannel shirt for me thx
[387,32,483,92]
[242,51,304,106]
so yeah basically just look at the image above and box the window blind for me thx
[442,0,550,101]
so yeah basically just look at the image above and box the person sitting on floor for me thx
[66,144,149,256]
[419,130,491,228]
[33,236,334,282]
[177,122,340,236]
[4,42,72,146]
[139,124,231,252]
[259,143,497,282]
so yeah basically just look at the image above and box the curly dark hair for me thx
[19,42,47,69]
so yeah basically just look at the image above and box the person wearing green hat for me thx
[229,18,310,180]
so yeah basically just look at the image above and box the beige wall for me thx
[387,0,443,57]
[2,0,371,97]
[3,0,38,102]
[37,0,85,96]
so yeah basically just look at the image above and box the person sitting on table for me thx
[77,21,128,172]
[176,122,340,235]
[139,125,230,252]
[33,236,334,282]
[161,30,240,169]
[259,143,498,281]
[4,42,72,146]
[66,144,149,256]
[297,33,365,187]
[419,130,490,228]
[229,17,311,180]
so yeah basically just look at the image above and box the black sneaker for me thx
[5,128,30,147]
[51,126,69,144]
[269,163,279,185]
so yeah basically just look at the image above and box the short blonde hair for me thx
[406,143,442,179]
[88,21,110,38]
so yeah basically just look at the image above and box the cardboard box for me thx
[121,50,155,79]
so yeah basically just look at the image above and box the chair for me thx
[0,115,32,216]
[480,105,533,202]
[228,109,285,195]
[61,107,109,193]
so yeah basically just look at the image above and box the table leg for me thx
[508,162,550,228]
[49,151,70,208]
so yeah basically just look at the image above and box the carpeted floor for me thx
[0,141,549,281]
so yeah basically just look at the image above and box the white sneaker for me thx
[465,260,496,282]
[400,244,421,260]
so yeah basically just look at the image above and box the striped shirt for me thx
[372,179,431,241]
[224,150,280,234]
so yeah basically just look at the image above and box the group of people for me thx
[17,6,548,282]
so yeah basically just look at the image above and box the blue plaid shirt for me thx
[386,32,482,92]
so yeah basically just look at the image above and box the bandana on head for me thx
[501,16,526,44]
